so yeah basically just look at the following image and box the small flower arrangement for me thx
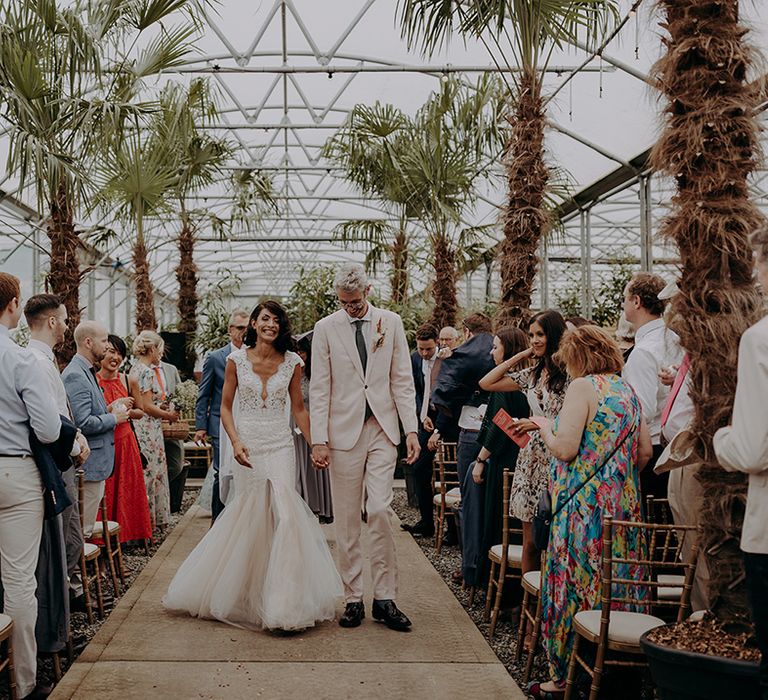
[373,318,386,352]
[172,380,199,419]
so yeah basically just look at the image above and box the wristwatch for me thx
[476,458,487,466]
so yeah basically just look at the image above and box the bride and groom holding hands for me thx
[163,263,421,633]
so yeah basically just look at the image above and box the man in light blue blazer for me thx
[194,309,249,522]
[63,321,129,538]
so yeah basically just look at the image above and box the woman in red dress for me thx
[97,334,153,543]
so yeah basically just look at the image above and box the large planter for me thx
[640,627,760,700]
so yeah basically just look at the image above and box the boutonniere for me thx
[373,318,386,352]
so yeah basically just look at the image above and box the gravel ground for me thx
[0,488,201,700]
[391,488,656,700]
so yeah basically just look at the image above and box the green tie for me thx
[354,320,368,373]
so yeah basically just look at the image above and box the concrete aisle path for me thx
[52,505,525,700]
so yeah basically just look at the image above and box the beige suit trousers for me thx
[0,457,45,698]
[81,479,106,539]
[668,464,711,611]
[330,418,398,603]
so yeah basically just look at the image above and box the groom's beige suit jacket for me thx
[310,305,418,450]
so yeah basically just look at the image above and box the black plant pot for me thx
[640,626,760,700]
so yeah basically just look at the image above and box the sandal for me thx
[526,680,565,700]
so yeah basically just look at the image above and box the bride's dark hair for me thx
[243,300,294,353]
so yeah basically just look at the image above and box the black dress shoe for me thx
[339,601,365,628]
[372,599,412,632]
[400,521,435,537]
[21,683,53,700]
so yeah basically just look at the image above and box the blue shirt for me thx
[0,325,61,456]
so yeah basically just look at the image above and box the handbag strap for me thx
[551,422,637,519]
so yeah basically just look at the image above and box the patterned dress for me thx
[97,374,153,542]
[508,367,568,521]
[129,362,172,528]
[541,374,646,682]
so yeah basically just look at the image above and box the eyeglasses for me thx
[230,325,248,331]
[337,299,366,310]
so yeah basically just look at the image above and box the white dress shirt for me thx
[0,326,61,456]
[661,375,693,444]
[420,352,437,423]
[28,339,82,457]
[623,318,683,444]
[714,316,768,554]
[346,306,372,347]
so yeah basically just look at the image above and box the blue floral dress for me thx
[540,374,646,682]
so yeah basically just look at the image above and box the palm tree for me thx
[0,0,199,359]
[650,0,765,623]
[399,0,617,327]
[323,103,417,305]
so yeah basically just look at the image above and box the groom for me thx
[310,263,420,631]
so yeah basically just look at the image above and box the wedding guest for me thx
[24,294,88,602]
[437,325,462,358]
[194,309,249,521]
[522,325,652,699]
[473,328,530,590]
[0,272,62,700]
[565,316,591,330]
[622,273,683,499]
[63,321,129,539]
[714,226,768,698]
[293,332,333,522]
[402,323,441,538]
[431,312,495,585]
[160,357,187,513]
[615,311,636,363]
[97,335,153,543]
[480,310,569,576]
[129,331,178,530]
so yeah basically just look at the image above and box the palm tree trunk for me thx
[495,70,550,328]
[47,180,81,364]
[176,214,198,368]
[133,238,157,332]
[430,233,457,329]
[390,227,409,305]
[651,0,765,623]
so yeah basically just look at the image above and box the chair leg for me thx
[104,542,120,594]
[93,559,105,619]
[80,558,94,625]
[489,559,507,638]
[115,539,126,582]
[52,651,61,681]
[435,507,445,554]
[515,588,530,662]
[143,538,150,555]
[7,636,17,700]
[564,633,581,700]
[523,593,544,685]
[468,586,476,606]
[483,562,497,621]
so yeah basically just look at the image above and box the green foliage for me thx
[554,261,634,328]
[286,266,338,334]
[194,272,242,353]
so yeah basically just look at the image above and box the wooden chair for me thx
[645,496,686,613]
[516,562,544,684]
[76,471,105,624]
[432,441,460,555]
[564,516,699,700]
[91,498,125,594]
[0,614,17,700]
[183,441,212,478]
[484,469,524,637]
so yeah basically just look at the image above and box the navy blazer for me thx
[62,354,116,482]
[30,415,77,519]
[195,344,232,439]
[432,333,495,434]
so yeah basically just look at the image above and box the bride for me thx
[163,301,342,631]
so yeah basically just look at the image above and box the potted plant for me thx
[639,1,765,696]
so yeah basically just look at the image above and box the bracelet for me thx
[476,458,487,465]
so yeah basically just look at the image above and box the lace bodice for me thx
[228,348,302,417]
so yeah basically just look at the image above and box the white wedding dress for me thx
[163,349,342,631]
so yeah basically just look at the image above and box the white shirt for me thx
[714,316,768,553]
[346,306,372,347]
[0,325,61,456]
[28,339,82,457]
[661,374,693,444]
[623,318,683,444]
[420,351,437,422]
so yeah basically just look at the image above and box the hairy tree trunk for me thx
[495,70,550,329]
[390,228,409,305]
[47,181,81,364]
[133,239,157,332]
[430,233,457,329]
[651,0,765,624]
[176,216,198,369]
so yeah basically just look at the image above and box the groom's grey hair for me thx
[333,263,368,294]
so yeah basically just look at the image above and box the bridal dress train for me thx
[163,349,342,631]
